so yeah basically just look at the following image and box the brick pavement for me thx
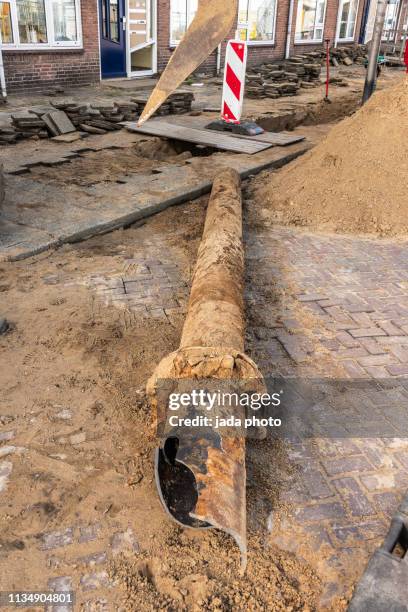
[27,211,404,610]
[83,223,408,604]
[244,225,408,603]
[85,237,190,330]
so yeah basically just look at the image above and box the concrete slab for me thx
[43,111,76,135]
[0,141,309,261]
[103,78,158,91]
[0,218,55,260]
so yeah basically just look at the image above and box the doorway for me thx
[126,0,157,77]
[99,0,127,78]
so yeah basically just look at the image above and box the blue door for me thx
[99,0,126,78]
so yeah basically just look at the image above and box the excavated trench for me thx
[254,88,364,132]
[15,138,215,186]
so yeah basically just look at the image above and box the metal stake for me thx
[324,38,331,103]
[362,0,389,104]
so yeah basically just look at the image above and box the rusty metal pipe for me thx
[147,168,263,570]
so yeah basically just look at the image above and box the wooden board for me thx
[151,115,305,147]
[251,131,305,146]
[124,121,273,154]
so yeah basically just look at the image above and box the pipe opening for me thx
[155,441,211,529]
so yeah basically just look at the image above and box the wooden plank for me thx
[123,121,273,154]
[252,131,305,146]
[150,115,305,146]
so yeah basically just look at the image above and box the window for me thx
[238,0,277,44]
[101,0,119,42]
[295,0,327,42]
[0,1,13,42]
[337,0,358,41]
[383,0,399,41]
[52,0,77,42]
[17,0,47,42]
[1,0,81,47]
[170,0,197,45]
[109,0,119,42]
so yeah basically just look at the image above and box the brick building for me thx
[0,0,100,91]
[0,0,405,92]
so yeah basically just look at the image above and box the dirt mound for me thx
[110,530,322,611]
[254,77,408,236]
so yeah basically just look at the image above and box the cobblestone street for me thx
[53,208,408,606]
[65,208,408,606]
[1,134,408,608]
[244,222,408,602]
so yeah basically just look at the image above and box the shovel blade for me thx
[138,0,238,125]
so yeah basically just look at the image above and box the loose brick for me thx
[41,527,74,550]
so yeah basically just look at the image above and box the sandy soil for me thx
[253,77,408,237]
[28,138,189,187]
[0,199,326,610]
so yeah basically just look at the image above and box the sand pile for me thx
[254,77,408,236]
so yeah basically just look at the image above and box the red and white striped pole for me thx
[221,40,248,124]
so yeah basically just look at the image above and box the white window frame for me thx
[0,0,82,50]
[0,0,14,43]
[336,0,359,43]
[295,0,327,44]
[382,0,400,41]
[169,0,196,47]
[237,0,278,46]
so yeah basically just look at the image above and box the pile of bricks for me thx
[330,44,368,66]
[8,111,49,141]
[49,100,139,134]
[0,90,194,145]
[244,44,367,99]
[131,90,194,115]
[246,55,322,98]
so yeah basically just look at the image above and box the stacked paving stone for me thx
[330,44,368,66]
[10,111,49,139]
[85,103,124,133]
[167,91,194,114]
[245,44,368,99]
[0,90,194,145]
[115,101,139,120]
[0,125,20,145]
[49,100,137,134]
[246,56,321,98]
[131,90,194,115]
